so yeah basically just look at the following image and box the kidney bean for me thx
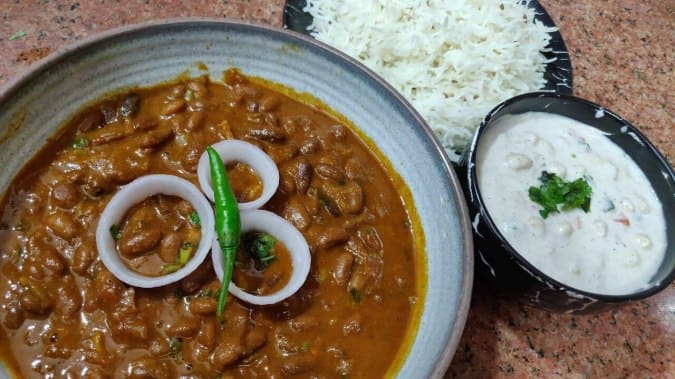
[19,280,53,316]
[99,102,118,124]
[70,243,93,276]
[246,125,286,142]
[347,266,368,294]
[1,300,25,329]
[168,84,186,99]
[159,233,181,263]
[281,354,317,376]
[94,269,126,305]
[315,227,349,250]
[45,212,79,240]
[118,227,161,258]
[125,357,173,379]
[24,234,66,278]
[133,116,157,131]
[243,327,266,354]
[180,261,213,294]
[332,252,354,286]
[198,318,216,350]
[188,297,218,316]
[119,93,141,118]
[299,137,321,155]
[138,128,174,149]
[166,316,200,338]
[259,96,280,112]
[293,158,313,194]
[265,143,298,165]
[88,124,127,146]
[288,314,319,332]
[282,198,312,231]
[51,182,79,209]
[330,124,347,139]
[76,110,104,133]
[315,163,345,183]
[186,112,205,131]
[82,330,111,366]
[161,99,186,116]
[342,314,362,336]
[54,275,82,320]
[319,181,364,216]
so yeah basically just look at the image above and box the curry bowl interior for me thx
[0,20,472,377]
[468,92,675,301]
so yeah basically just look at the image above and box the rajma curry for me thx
[0,69,421,378]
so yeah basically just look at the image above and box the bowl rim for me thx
[466,91,675,301]
[0,18,474,378]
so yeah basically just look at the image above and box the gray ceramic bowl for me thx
[0,19,473,378]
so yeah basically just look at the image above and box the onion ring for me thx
[197,140,279,210]
[212,209,311,305]
[96,174,215,288]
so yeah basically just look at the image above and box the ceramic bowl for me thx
[0,19,473,378]
[460,92,674,313]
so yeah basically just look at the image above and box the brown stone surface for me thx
[0,1,673,378]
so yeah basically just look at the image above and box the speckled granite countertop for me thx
[0,1,673,378]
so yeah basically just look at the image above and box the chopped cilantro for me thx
[301,341,310,351]
[528,171,592,219]
[188,211,200,227]
[244,232,277,268]
[201,288,220,298]
[109,224,121,240]
[162,242,195,274]
[168,337,183,358]
[8,31,26,41]
[71,136,90,149]
[349,288,361,304]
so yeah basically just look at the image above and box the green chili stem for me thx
[206,147,241,320]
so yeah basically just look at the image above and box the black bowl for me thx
[459,92,675,313]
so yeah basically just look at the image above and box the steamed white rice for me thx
[304,0,557,161]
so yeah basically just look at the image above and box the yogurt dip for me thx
[476,112,667,295]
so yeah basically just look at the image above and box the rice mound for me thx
[304,0,557,162]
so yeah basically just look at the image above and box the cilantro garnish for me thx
[188,211,201,227]
[244,232,277,268]
[349,288,362,304]
[109,224,121,240]
[71,136,90,149]
[528,171,592,219]
[168,337,183,358]
[162,242,195,274]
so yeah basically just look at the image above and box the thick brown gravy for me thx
[0,69,420,378]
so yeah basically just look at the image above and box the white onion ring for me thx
[212,209,311,305]
[197,140,279,210]
[96,174,215,288]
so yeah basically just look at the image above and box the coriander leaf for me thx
[349,288,361,303]
[528,171,592,219]
[8,31,26,41]
[161,242,195,274]
[244,232,277,268]
[109,224,121,240]
[184,89,194,102]
[188,211,200,227]
[168,337,183,358]
[71,136,90,149]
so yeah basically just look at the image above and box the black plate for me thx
[283,0,573,94]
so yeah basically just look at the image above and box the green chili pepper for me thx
[207,147,241,319]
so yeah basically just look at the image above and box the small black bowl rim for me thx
[466,91,675,302]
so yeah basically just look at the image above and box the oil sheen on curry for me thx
[0,69,422,378]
